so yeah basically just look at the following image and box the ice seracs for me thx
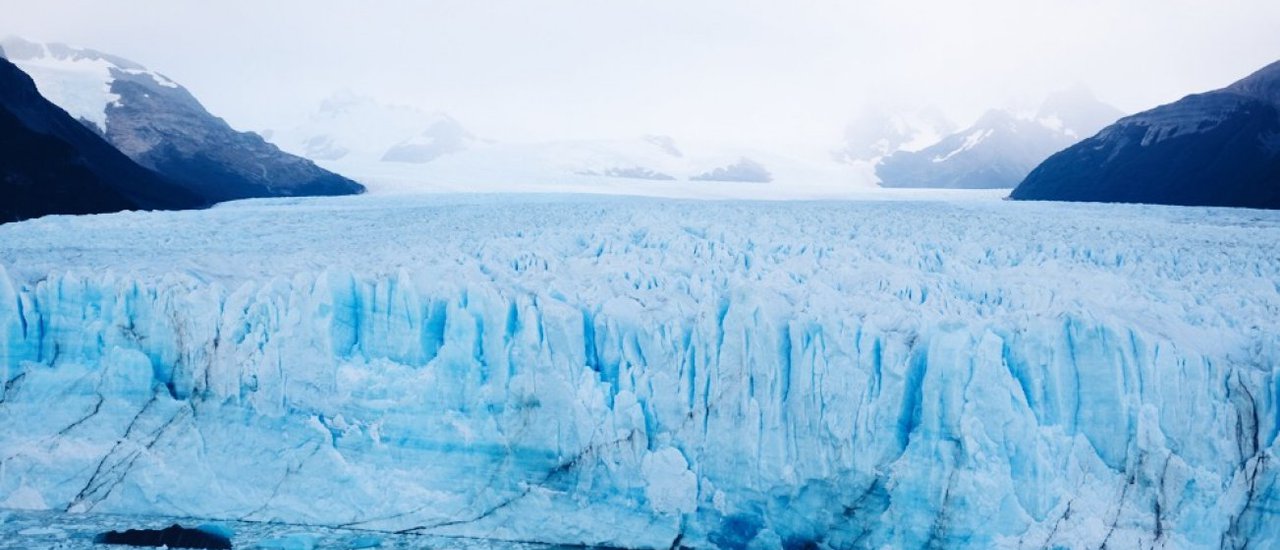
[0,194,1276,548]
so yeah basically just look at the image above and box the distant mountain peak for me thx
[836,106,955,163]
[315,90,423,119]
[381,114,477,164]
[691,157,772,183]
[1035,86,1125,139]
[281,92,478,166]
[877,91,1123,189]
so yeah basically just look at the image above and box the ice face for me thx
[0,194,1278,548]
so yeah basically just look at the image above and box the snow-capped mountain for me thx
[275,91,481,165]
[877,90,1123,189]
[0,37,363,202]
[1035,85,1130,140]
[835,106,955,162]
[690,157,773,182]
[381,116,477,164]
[0,55,203,223]
[1012,60,1280,209]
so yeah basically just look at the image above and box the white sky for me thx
[4,0,1280,149]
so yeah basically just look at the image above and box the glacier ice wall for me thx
[1,196,1278,548]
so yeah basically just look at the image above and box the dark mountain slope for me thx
[2,37,364,202]
[0,56,203,223]
[1011,61,1280,209]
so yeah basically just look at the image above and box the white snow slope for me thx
[0,194,1278,549]
[0,37,174,133]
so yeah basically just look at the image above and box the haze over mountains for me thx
[834,106,956,163]
[274,91,481,166]
[876,88,1124,189]
[271,92,866,193]
[2,33,1277,212]
[32,34,1280,207]
[270,87,1127,194]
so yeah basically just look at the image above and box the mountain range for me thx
[876,88,1124,189]
[1011,61,1280,209]
[6,35,1273,211]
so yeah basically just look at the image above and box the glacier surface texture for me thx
[0,195,1278,549]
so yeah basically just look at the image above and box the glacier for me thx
[0,194,1278,548]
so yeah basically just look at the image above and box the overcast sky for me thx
[4,0,1280,149]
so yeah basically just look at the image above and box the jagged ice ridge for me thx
[0,195,1277,548]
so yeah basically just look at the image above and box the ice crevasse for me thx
[0,196,1277,548]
